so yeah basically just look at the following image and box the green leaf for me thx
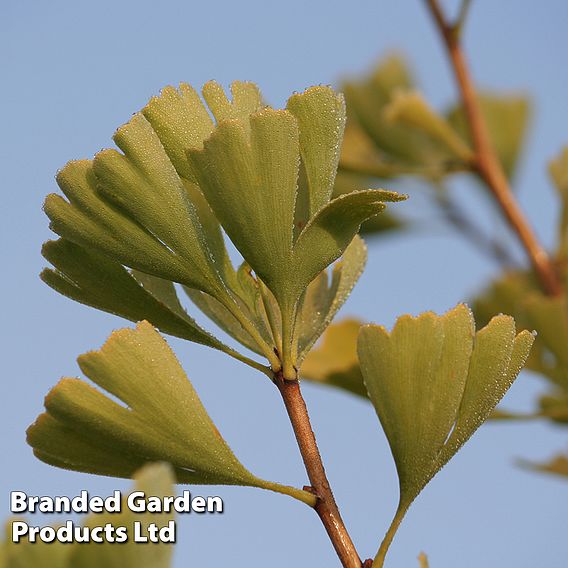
[301,318,366,398]
[69,463,175,568]
[187,109,299,304]
[384,91,473,162]
[549,147,568,257]
[342,55,451,170]
[183,282,270,357]
[296,236,367,365]
[92,113,226,296]
[27,322,315,506]
[1,464,176,568]
[45,160,191,285]
[202,81,263,127]
[40,239,231,352]
[447,92,531,178]
[524,294,568,390]
[333,169,404,235]
[45,81,402,378]
[519,453,568,479]
[287,86,346,219]
[358,305,533,567]
[1,520,70,568]
[141,83,214,180]
[290,189,405,303]
[185,84,404,376]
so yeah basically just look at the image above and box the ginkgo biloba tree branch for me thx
[433,181,518,267]
[424,0,563,296]
[275,371,363,568]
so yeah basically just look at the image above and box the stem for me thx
[373,505,408,568]
[219,290,282,371]
[424,0,563,296]
[258,280,283,356]
[275,372,362,568]
[433,182,517,267]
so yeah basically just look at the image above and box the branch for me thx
[424,0,563,296]
[274,371,362,568]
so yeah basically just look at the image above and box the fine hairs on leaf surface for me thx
[1,463,176,568]
[27,321,315,507]
[43,81,404,380]
[357,304,534,567]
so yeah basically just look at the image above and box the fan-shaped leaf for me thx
[384,91,473,162]
[27,322,315,506]
[296,236,367,365]
[70,463,175,568]
[520,453,568,479]
[187,109,299,303]
[301,318,366,397]
[41,239,230,351]
[358,305,533,566]
[287,86,346,218]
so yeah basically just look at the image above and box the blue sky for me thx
[2,1,567,566]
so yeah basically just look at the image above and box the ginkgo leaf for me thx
[1,464,176,568]
[289,190,404,304]
[301,318,366,398]
[538,393,568,424]
[524,294,568,390]
[40,238,230,351]
[92,113,226,297]
[69,463,175,568]
[342,55,451,169]
[185,84,404,377]
[287,86,346,219]
[27,322,315,506]
[447,93,531,179]
[357,305,534,567]
[44,81,399,379]
[1,520,70,568]
[333,170,404,235]
[296,236,367,365]
[45,160,191,285]
[418,553,430,568]
[549,147,568,257]
[384,91,473,162]
[519,453,568,479]
[187,109,299,304]
[183,284,270,356]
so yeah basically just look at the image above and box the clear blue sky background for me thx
[1,1,567,566]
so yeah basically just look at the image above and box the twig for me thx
[433,183,518,267]
[275,371,362,568]
[424,0,563,296]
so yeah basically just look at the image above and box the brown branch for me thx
[275,371,362,568]
[424,0,563,296]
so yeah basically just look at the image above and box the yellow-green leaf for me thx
[296,236,367,365]
[27,322,315,506]
[520,453,568,479]
[549,147,568,257]
[69,463,175,568]
[343,55,450,169]
[358,305,533,567]
[287,86,346,219]
[301,318,366,397]
[1,520,70,568]
[40,239,231,352]
[187,109,299,304]
[384,91,473,162]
